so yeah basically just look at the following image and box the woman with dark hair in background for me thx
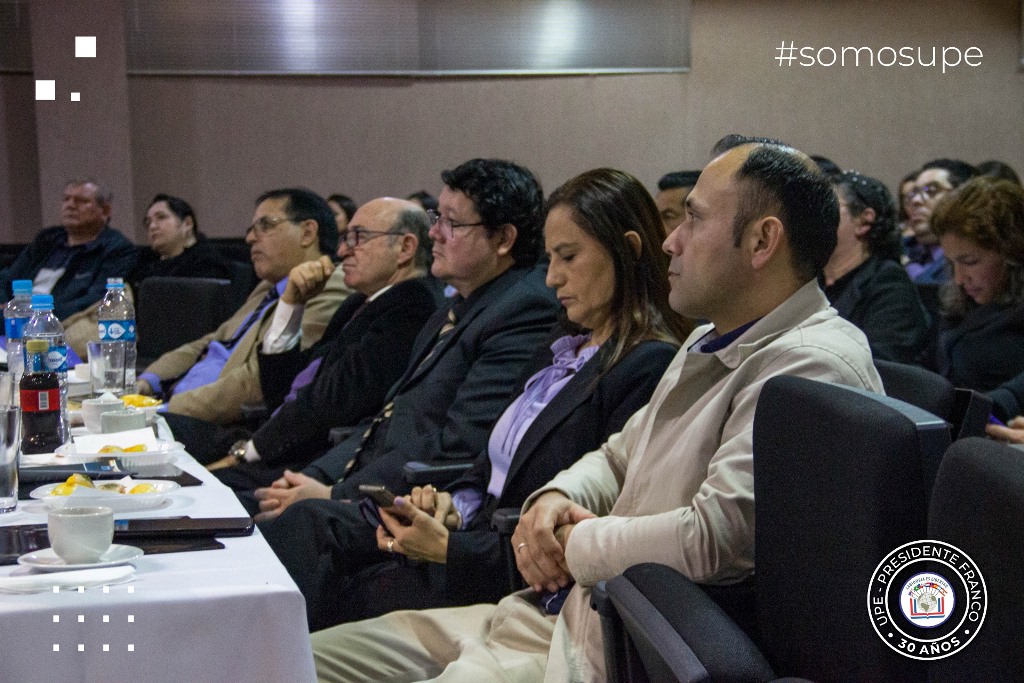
[273,168,689,632]
[929,176,1024,391]
[820,171,930,363]
[131,193,234,285]
[327,194,357,234]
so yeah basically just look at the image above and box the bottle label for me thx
[4,317,27,339]
[21,388,60,413]
[44,345,67,373]
[99,320,136,342]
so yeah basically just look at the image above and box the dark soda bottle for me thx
[20,339,63,454]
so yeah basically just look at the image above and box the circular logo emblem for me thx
[867,540,986,660]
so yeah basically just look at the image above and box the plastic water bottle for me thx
[4,279,33,381]
[22,294,68,444]
[97,278,137,394]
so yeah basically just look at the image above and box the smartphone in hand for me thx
[358,484,398,528]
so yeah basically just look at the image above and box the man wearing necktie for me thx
[136,188,349,425]
[254,159,560,584]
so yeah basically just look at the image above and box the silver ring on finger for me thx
[517,542,528,553]
[387,539,395,553]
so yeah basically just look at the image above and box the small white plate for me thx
[30,480,181,512]
[17,544,144,572]
[56,441,183,464]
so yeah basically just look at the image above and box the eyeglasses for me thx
[426,210,487,239]
[246,215,294,238]
[908,183,948,201]
[339,228,402,248]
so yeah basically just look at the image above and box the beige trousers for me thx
[311,591,558,683]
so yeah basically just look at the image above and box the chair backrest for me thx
[136,276,236,365]
[928,437,1024,682]
[874,359,993,444]
[753,376,948,682]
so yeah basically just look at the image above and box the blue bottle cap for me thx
[12,280,32,295]
[30,294,54,310]
[106,278,124,289]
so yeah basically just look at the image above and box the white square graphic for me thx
[103,644,110,652]
[35,80,55,100]
[75,36,96,58]
[71,92,80,102]
[52,644,59,652]
[77,644,84,652]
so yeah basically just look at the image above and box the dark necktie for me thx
[340,307,459,481]
[223,287,279,350]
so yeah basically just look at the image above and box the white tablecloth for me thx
[0,440,316,683]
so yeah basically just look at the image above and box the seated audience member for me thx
[897,170,918,239]
[811,154,842,181]
[309,138,882,683]
[132,194,235,284]
[65,193,237,359]
[977,160,1021,186]
[987,369,1024,424]
[0,178,137,319]
[820,171,931,363]
[183,198,439,490]
[263,168,689,631]
[927,176,1024,392]
[249,158,560,521]
[407,190,439,212]
[327,194,357,234]
[904,159,979,283]
[137,188,349,425]
[654,170,700,235]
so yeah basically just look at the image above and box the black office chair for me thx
[928,437,1024,683]
[874,359,992,443]
[135,277,240,366]
[594,377,950,682]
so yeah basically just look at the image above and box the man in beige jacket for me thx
[136,188,348,426]
[310,140,883,682]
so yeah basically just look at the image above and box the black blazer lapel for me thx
[502,353,601,490]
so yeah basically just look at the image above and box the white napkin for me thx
[0,566,135,594]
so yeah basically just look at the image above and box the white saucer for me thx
[17,544,144,572]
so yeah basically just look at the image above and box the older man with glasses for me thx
[136,188,350,426]
[904,159,979,283]
[172,198,444,492]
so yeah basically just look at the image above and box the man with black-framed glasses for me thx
[186,198,443,490]
[137,188,350,426]
[904,158,979,283]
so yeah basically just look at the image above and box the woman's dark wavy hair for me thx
[441,159,544,267]
[835,171,901,262]
[932,176,1024,320]
[149,193,199,237]
[545,168,693,372]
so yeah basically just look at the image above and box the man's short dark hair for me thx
[406,191,439,212]
[256,188,338,256]
[657,171,701,192]
[711,134,788,158]
[440,159,544,267]
[732,144,839,282]
[389,207,432,269]
[327,194,357,222]
[919,159,979,189]
[810,155,842,181]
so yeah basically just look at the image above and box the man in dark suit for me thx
[193,197,441,490]
[253,158,559,547]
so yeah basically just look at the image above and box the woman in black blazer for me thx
[929,176,1024,392]
[291,169,691,630]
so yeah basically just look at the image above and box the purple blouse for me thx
[451,334,598,528]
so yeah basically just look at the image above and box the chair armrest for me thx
[489,507,520,535]
[402,461,472,487]
[328,426,357,446]
[951,388,993,440]
[608,563,774,683]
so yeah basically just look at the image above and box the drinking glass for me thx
[0,373,21,513]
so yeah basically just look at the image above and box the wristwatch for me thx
[228,440,248,465]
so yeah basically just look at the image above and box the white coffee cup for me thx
[47,506,114,564]
[80,397,123,433]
